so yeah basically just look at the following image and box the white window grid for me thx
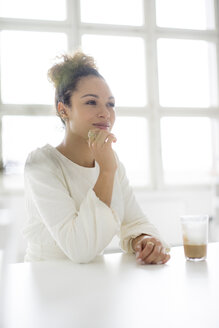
[0,0,218,190]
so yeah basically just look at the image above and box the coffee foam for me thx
[182,222,207,244]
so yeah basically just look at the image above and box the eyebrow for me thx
[81,94,115,100]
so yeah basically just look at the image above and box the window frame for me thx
[0,0,218,190]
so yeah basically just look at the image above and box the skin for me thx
[57,76,117,206]
[132,235,170,265]
[56,75,170,265]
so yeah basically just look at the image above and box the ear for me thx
[58,102,68,121]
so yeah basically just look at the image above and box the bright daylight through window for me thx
[0,0,218,188]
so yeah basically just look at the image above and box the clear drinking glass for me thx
[180,215,209,261]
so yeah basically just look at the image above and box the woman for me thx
[23,51,170,264]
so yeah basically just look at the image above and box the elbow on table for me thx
[66,249,99,264]
[69,254,97,264]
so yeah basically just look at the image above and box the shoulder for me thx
[25,144,60,175]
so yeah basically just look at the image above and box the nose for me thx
[97,104,110,118]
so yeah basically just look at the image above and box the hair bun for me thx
[47,51,98,89]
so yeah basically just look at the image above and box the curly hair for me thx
[48,51,103,124]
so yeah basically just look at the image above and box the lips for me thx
[92,122,111,130]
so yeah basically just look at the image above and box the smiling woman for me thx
[23,51,170,265]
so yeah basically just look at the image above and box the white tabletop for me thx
[3,243,219,328]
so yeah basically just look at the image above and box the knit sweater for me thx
[23,144,166,263]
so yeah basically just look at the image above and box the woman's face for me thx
[66,76,116,139]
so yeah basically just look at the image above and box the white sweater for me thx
[23,144,166,263]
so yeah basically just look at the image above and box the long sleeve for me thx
[24,152,120,263]
[117,160,169,253]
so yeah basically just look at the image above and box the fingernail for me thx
[157,261,163,265]
[137,258,145,265]
[161,248,166,255]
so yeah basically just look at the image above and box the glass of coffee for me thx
[180,215,209,261]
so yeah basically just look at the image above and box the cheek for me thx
[111,111,116,125]
[74,109,92,122]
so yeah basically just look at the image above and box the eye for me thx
[107,102,115,108]
[86,100,97,105]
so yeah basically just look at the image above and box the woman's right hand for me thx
[88,129,117,174]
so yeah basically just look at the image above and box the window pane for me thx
[113,117,150,187]
[80,0,144,26]
[157,39,216,107]
[212,119,219,175]
[2,116,64,174]
[1,31,67,104]
[156,0,215,30]
[161,117,213,185]
[82,35,147,107]
[0,0,66,20]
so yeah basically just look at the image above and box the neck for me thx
[56,131,95,168]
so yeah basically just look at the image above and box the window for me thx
[1,31,67,104]
[0,0,66,21]
[157,39,216,107]
[113,117,150,186]
[82,34,147,107]
[80,0,144,26]
[2,116,64,174]
[156,0,215,30]
[0,0,218,188]
[161,117,213,184]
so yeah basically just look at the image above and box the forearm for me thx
[93,170,116,207]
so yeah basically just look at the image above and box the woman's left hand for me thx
[132,234,170,265]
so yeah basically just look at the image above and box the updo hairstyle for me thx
[47,51,103,124]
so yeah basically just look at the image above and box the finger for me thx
[150,248,168,264]
[135,241,144,260]
[139,239,161,261]
[88,136,96,147]
[155,247,168,262]
[89,131,105,148]
[105,134,117,145]
[88,129,99,146]
[137,241,155,262]
[145,246,169,264]
[162,254,171,264]
[135,241,143,252]
[91,129,108,142]
[143,245,163,264]
[94,132,116,147]
[88,129,98,139]
[155,253,170,265]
